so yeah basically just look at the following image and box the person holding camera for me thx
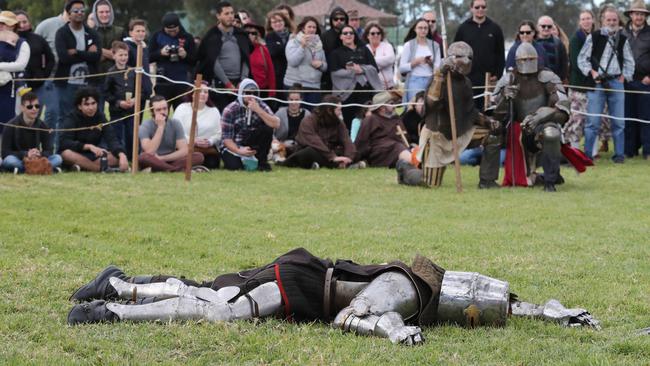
[399,18,441,104]
[578,5,635,163]
[149,12,196,110]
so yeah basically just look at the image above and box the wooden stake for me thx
[131,44,144,174]
[445,71,463,193]
[396,125,410,147]
[484,72,491,111]
[184,74,203,182]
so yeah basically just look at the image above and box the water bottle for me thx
[99,152,108,172]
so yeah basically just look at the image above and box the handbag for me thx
[23,156,52,175]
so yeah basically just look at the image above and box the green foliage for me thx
[1,156,649,364]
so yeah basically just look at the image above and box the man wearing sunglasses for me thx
[453,0,505,110]
[422,10,443,57]
[321,7,349,90]
[536,16,568,81]
[1,92,63,174]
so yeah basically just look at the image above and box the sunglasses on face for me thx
[427,20,437,24]
[540,24,553,29]
[70,8,86,14]
[333,17,346,22]
[25,104,40,110]
[519,30,533,35]
[247,31,258,36]
[369,31,381,36]
[473,5,486,9]
[341,31,354,36]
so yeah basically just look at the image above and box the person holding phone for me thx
[400,18,441,103]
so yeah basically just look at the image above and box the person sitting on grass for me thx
[1,92,62,173]
[354,91,412,168]
[138,95,205,172]
[219,79,280,171]
[59,87,129,172]
[283,95,358,169]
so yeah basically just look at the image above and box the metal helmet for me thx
[447,41,473,75]
[515,42,538,74]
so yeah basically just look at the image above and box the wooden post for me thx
[445,72,463,193]
[395,125,410,147]
[184,74,203,182]
[484,72,491,111]
[131,44,144,174]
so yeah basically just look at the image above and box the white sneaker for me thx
[140,167,152,173]
[191,165,210,173]
[71,164,81,172]
[54,167,62,174]
[13,167,19,175]
[311,162,320,170]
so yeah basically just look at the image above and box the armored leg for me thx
[332,271,423,345]
[479,134,501,188]
[538,123,562,192]
[396,160,423,186]
[511,299,600,329]
[106,281,282,323]
[108,277,239,303]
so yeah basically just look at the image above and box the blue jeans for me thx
[460,147,506,166]
[585,79,625,160]
[36,81,61,151]
[404,75,431,104]
[624,80,650,157]
[2,154,63,173]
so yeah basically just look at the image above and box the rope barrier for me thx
[12,68,134,82]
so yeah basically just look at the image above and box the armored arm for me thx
[510,298,601,329]
[332,271,424,345]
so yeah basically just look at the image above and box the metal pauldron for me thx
[436,271,510,327]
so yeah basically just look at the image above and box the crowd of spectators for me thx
[0,0,649,176]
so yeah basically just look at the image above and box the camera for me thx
[168,44,180,62]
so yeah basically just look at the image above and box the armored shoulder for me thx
[538,70,562,86]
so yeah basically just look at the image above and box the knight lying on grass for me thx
[68,248,600,345]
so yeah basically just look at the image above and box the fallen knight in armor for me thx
[396,41,499,188]
[67,247,600,346]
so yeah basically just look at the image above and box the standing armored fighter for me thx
[480,42,572,192]
[396,41,497,187]
[68,248,599,345]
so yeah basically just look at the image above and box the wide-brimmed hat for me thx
[625,0,649,16]
[243,23,265,38]
[369,91,396,112]
[0,11,18,27]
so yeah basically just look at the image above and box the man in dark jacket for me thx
[452,0,505,110]
[196,1,252,111]
[536,15,569,81]
[622,0,650,159]
[320,7,348,90]
[149,12,195,110]
[1,92,62,173]
[59,87,128,172]
[54,0,102,125]
[15,11,55,93]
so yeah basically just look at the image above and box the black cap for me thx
[162,13,180,28]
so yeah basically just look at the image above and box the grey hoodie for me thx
[91,0,115,27]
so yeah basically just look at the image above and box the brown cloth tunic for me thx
[355,113,408,167]
[295,114,356,161]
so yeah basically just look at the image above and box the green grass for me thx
[1,156,649,365]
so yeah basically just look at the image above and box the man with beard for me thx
[396,42,496,188]
[66,247,600,346]
[354,91,411,168]
[321,7,348,90]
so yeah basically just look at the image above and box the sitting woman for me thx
[172,83,222,169]
[273,85,310,159]
[283,95,356,169]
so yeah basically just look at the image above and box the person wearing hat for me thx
[0,10,30,134]
[354,91,411,168]
[244,23,276,100]
[347,9,363,38]
[622,0,650,159]
[149,12,196,110]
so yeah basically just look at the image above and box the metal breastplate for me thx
[513,76,548,121]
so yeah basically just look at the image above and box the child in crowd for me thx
[103,41,136,160]
[350,102,372,143]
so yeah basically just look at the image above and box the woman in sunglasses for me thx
[362,21,395,90]
[505,20,547,70]
[244,23,276,101]
[330,24,382,131]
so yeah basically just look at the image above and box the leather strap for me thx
[323,267,334,320]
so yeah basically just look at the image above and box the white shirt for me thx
[173,102,222,146]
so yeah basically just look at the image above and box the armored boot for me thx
[396,160,423,186]
[69,265,130,302]
[67,300,118,325]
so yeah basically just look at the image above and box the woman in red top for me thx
[244,23,276,100]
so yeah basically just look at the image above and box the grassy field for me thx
[1,157,649,365]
